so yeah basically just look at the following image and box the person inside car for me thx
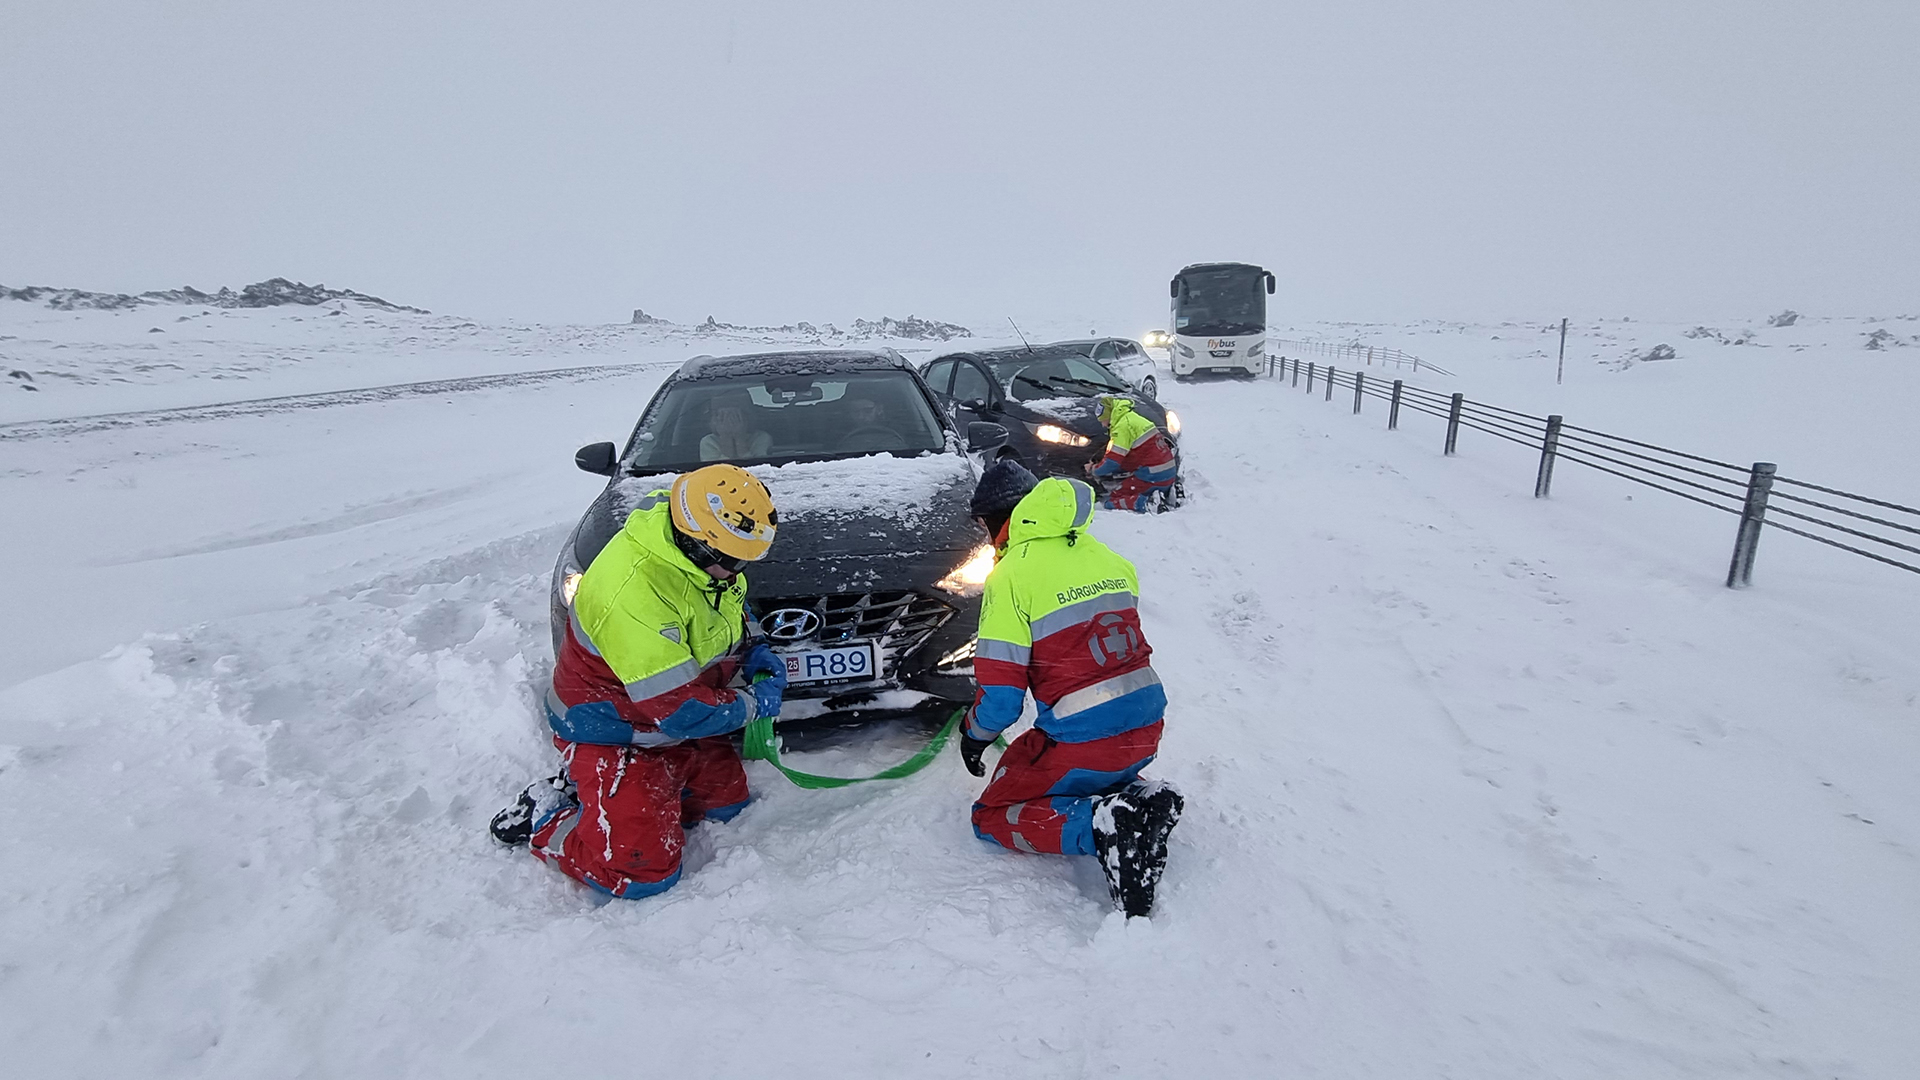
[956,459,1185,918]
[840,393,902,451]
[489,464,787,900]
[1089,395,1177,512]
[699,393,773,461]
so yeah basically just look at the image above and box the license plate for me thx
[781,642,877,684]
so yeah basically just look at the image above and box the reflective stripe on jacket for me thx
[549,491,757,745]
[968,477,1166,743]
[1090,398,1174,481]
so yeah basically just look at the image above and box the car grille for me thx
[756,591,956,680]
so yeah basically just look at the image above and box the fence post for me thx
[1353,371,1365,414]
[1533,414,1564,497]
[1291,358,1300,387]
[1725,462,1778,588]
[1444,393,1463,455]
[1389,380,1403,430]
[1325,366,1336,402]
[1306,362,1315,393]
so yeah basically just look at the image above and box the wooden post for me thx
[1389,380,1403,430]
[1533,415,1564,497]
[1305,362,1315,393]
[1726,462,1778,588]
[1444,393,1463,455]
[1325,366,1336,401]
[1353,371,1365,414]
[1557,317,1568,385]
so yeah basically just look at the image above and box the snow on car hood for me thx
[594,451,979,565]
[746,452,972,530]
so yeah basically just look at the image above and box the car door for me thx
[921,359,957,400]
[949,360,997,425]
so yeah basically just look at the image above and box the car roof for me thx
[932,342,1103,364]
[675,348,911,381]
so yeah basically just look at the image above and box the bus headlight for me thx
[935,544,997,596]
[1164,410,1182,437]
[1030,422,1091,447]
[1175,342,1195,358]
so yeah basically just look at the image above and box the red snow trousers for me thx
[971,721,1163,856]
[530,735,750,899]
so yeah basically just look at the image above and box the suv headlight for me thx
[935,544,997,596]
[1164,410,1182,437]
[1028,422,1091,447]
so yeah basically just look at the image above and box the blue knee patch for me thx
[703,797,750,823]
[1050,797,1097,856]
[585,866,684,900]
[1050,759,1153,798]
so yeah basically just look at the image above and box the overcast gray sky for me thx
[3,1,1916,328]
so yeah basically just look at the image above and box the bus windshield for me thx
[1173,265,1267,338]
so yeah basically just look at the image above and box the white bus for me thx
[1167,262,1275,378]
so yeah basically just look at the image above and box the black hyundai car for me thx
[920,343,1183,499]
[554,349,1008,722]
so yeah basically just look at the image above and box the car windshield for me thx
[623,370,947,471]
[980,354,1129,401]
[1174,266,1267,338]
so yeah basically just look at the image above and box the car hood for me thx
[576,452,980,570]
[1003,394,1169,438]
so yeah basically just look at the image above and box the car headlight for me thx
[1175,342,1195,358]
[1164,410,1182,437]
[1143,330,1170,348]
[1030,422,1092,447]
[561,571,584,606]
[935,544,997,596]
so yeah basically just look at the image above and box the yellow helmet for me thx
[670,464,778,565]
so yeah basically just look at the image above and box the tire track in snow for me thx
[0,360,680,442]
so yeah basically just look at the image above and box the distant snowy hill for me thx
[0,276,428,314]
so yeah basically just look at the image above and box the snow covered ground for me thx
[3,299,1918,1078]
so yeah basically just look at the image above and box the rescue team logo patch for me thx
[1056,578,1128,606]
[1088,612,1141,667]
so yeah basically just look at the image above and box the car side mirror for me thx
[1266,272,1276,295]
[574,441,618,476]
[966,421,1010,454]
[963,397,992,412]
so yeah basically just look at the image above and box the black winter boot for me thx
[1092,782,1184,917]
[489,771,577,847]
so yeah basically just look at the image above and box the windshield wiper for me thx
[1047,375,1121,394]
[1014,375,1064,395]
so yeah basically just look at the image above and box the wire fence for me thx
[1268,338,1456,378]
[1265,353,1920,586]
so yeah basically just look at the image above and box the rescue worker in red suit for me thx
[490,464,787,900]
[958,459,1185,917]
[1089,394,1177,512]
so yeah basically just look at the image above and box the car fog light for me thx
[1032,423,1091,447]
[561,572,584,606]
[935,544,997,596]
[1164,410,1182,437]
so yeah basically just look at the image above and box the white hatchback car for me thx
[1052,337,1161,400]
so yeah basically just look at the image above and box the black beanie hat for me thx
[970,458,1040,518]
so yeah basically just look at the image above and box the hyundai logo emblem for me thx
[760,608,822,642]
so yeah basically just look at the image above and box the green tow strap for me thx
[740,708,967,789]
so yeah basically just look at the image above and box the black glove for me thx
[959,734,992,777]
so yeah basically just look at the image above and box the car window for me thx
[624,370,948,470]
[1092,341,1117,361]
[950,362,993,405]
[922,360,956,396]
[1118,342,1142,359]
